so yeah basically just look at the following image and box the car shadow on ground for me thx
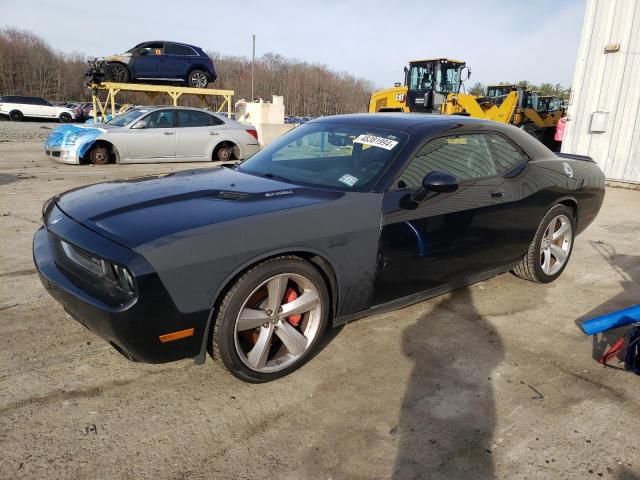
[393,287,502,479]
[576,241,640,364]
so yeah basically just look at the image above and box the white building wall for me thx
[562,0,640,184]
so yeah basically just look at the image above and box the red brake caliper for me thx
[283,287,302,327]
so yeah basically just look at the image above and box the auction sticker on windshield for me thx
[353,134,399,150]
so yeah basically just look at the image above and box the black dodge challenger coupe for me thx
[33,114,605,382]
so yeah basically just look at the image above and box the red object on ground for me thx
[283,287,302,327]
[600,337,626,365]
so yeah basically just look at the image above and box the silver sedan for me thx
[44,106,260,165]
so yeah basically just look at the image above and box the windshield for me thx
[107,109,149,126]
[238,122,408,191]
[409,62,461,94]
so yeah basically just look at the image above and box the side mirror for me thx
[411,171,459,202]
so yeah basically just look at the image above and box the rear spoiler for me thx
[556,152,595,163]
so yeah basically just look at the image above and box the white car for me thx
[0,95,76,122]
[44,106,260,165]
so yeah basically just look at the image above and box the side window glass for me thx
[487,134,527,174]
[398,134,496,187]
[177,110,214,127]
[134,110,174,129]
[139,42,164,56]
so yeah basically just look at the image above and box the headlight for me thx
[64,132,80,145]
[111,263,135,293]
[60,240,136,295]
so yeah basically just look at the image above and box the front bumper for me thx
[44,147,81,164]
[33,206,208,363]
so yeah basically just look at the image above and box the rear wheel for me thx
[213,142,239,162]
[216,146,232,161]
[58,112,72,123]
[188,69,208,88]
[89,146,110,165]
[9,110,23,121]
[512,204,575,283]
[211,256,330,382]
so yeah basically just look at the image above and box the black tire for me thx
[9,110,23,121]
[58,112,72,123]
[107,63,130,83]
[188,69,209,88]
[211,256,330,383]
[512,204,576,283]
[89,146,110,165]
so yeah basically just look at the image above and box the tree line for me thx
[0,28,571,116]
[0,28,375,116]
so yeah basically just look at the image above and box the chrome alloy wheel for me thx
[190,71,208,88]
[540,214,572,276]
[233,273,322,373]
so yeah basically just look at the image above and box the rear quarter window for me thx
[165,43,198,56]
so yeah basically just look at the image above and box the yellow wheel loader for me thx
[368,58,468,113]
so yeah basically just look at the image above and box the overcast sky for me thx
[1,0,585,88]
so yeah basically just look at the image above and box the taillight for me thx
[246,129,258,141]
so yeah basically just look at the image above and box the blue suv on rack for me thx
[101,41,217,88]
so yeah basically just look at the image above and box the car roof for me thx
[309,112,492,132]
[130,106,218,113]
[137,40,201,49]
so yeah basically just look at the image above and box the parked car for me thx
[34,114,605,382]
[0,95,76,122]
[96,41,217,88]
[44,106,259,164]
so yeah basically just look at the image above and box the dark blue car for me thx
[103,41,217,88]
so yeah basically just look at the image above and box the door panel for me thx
[174,126,212,159]
[374,180,512,305]
[123,128,176,160]
[123,109,176,161]
[372,131,525,306]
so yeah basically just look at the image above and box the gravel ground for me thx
[0,119,66,143]
[0,142,639,479]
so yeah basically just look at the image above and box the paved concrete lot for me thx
[0,140,639,480]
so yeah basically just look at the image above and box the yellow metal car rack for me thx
[87,82,234,121]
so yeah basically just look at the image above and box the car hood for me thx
[54,167,344,248]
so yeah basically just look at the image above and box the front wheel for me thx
[58,112,72,123]
[107,63,130,83]
[211,256,330,382]
[512,204,575,283]
[89,146,110,165]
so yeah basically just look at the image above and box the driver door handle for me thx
[163,131,175,136]
[490,189,505,198]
